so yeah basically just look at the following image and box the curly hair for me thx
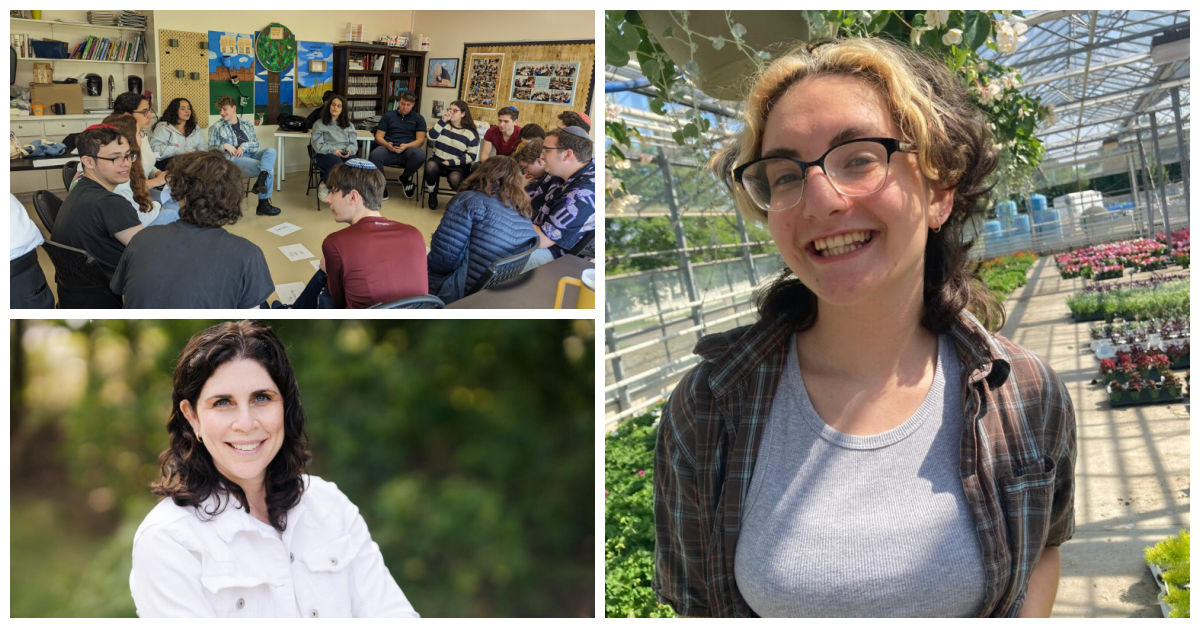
[320,94,351,128]
[448,100,479,139]
[152,320,311,533]
[167,150,246,228]
[458,155,532,217]
[157,98,198,137]
[100,113,153,214]
[514,138,543,165]
[556,111,590,133]
[713,37,1001,332]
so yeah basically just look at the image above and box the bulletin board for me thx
[459,40,594,129]
[158,29,210,127]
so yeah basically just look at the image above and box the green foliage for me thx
[255,23,297,72]
[976,250,1037,302]
[604,409,674,618]
[11,319,594,618]
[1066,280,1190,321]
[1145,530,1190,618]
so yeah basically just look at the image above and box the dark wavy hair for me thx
[167,150,245,228]
[100,113,153,214]
[113,92,148,115]
[157,97,198,137]
[519,123,545,140]
[152,320,311,532]
[497,105,519,121]
[557,111,590,132]
[448,100,479,139]
[714,37,1002,333]
[458,155,532,218]
[320,94,351,128]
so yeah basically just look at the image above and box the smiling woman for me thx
[653,37,1077,618]
[129,320,418,617]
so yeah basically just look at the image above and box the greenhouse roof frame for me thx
[605,10,1190,177]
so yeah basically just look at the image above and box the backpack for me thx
[276,114,307,132]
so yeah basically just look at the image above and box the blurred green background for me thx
[10,319,595,618]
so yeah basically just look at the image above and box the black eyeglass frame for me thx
[731,136,916,210]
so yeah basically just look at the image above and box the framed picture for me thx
[427,58,459,89]
[308,59,326,73]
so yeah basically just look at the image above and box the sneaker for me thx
[401,178,415,198]
[318,182,330,203]
[256,198,281,216]
[251,170,270,194]
[428,194,438,210]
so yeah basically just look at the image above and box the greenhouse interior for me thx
[603,10,1190,619]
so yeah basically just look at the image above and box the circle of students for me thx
[12,90,595,309]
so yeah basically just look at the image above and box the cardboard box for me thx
[30,83,84,115]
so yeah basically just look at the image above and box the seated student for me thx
[110,150,274,308]
[424,100,480,210]
[305,90,336,130]
[113,92,168,194]
[309,94,357,201]
[479,106,522,160]
[525,127,595,271]
[427,156,538,303]
[369,92,426,201]
[556,111,591,133]
[52,124,143,307]
[515,138,561,208]
[208,96,281,216]
[150,98,206,171]
[10,194,55,308]
[102,113,161,226]
[291,159,427,309]
[512,122,546,157]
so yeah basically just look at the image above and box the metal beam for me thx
[1010,22,1187,69]
[1020,52,1151,87]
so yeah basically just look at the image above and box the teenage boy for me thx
[369,92,427,200]
[208,96,281,216]
[291,159,427,308]
[52,123,143,306]
[525,126,595,271]
[110,150,275,308]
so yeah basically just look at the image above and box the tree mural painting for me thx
[255,23,297,124]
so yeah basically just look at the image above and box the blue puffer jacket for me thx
[427,190,538,302]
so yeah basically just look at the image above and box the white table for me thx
[273,129,375,191]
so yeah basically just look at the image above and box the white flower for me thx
[1012,20,1029,37]
[942,28,964,46]
[910,25,933,45]
[926,10,950,28]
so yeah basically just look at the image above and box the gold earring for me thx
[197,434,203,442]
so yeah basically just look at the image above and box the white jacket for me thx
[130,475,418,618]
[149,122,207,160]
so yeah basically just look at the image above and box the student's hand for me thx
[390,142,405,153]
[337,149,350,158]
[234,147,244,158]
[223,143,237,155]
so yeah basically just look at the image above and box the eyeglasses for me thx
[541,146,568,153]
[93,152,135,165]
[133,109,154,116]
[732,137,915,212]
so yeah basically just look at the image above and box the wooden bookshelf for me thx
[333,43,426,123]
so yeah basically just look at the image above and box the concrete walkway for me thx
[999,258,1190,617]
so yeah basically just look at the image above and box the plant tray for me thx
[1109,393,1186,408]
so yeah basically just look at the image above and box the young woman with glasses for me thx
[653,37,1075,618]
[113,92,168,192]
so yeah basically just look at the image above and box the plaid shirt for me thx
[653,310,1075,617]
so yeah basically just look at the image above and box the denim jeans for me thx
[229,147,277,199]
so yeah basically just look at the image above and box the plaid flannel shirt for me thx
[653,309,1076,617]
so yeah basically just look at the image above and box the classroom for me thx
[10,9,596,309]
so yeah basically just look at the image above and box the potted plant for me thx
[1106,381,1125,405]
[1144,529,1189,618]
[1126,373,1146,403]
[1162,372,1183,400]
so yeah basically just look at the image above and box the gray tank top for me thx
[733,335,986,617]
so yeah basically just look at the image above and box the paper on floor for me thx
[267,222,301,237]
[278,243,315,262]
[274,282,305,305]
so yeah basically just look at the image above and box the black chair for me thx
[61,160,79,190]
[305,145,322,210]
[41,240,121,308]
[367,294,446,309]
[32,189,63,235]
[566,230,595,260]
[472,237,539,293]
